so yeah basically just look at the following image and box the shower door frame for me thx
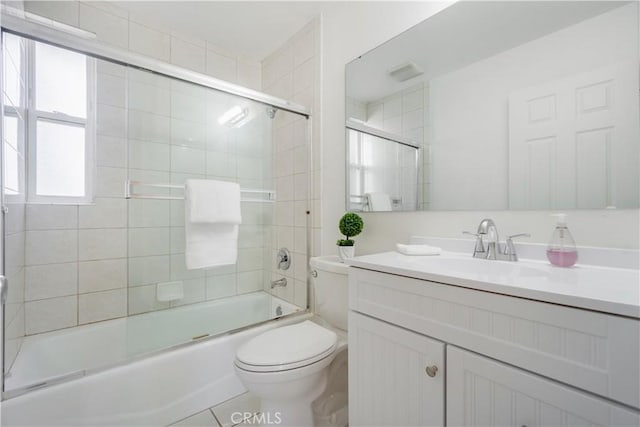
[0,29,6,395]
[0,13,310,119]
[0,11,314,400]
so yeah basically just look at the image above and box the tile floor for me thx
[170,392,260,427]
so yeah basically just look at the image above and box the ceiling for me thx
[113,1,333,61]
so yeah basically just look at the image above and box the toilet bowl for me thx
[234,256,349,427]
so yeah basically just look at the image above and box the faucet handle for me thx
[463,231,485,256]
[504,233,530,261]
[507,233,531,240]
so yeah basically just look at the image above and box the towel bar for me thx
[124,180,276,203]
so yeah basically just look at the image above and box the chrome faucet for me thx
[271,277,287,289]
[464,219,529,261]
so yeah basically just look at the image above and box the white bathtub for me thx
[2,291,307,426]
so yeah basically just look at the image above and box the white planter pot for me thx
[338,245,355,262]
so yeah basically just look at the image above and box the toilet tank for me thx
[309,256,350,331]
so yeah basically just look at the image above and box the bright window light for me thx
[36,42,87,118]
[36,120,85,197]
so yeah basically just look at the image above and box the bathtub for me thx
[2,291,308,426]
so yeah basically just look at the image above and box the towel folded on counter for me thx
[396,243,442,256]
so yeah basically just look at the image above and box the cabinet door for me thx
[447,346,640,426]
[348,312,445,426]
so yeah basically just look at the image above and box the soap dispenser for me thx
[546,213,578,267]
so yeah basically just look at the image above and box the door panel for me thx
[509,62,639,209]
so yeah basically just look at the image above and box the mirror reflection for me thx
[346,1,639,212]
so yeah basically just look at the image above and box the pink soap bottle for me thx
[546,213,578,267]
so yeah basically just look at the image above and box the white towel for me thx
[396,243,441,256]
[185,179,242,270]
[366,192,392,211]
[185,179,241,224]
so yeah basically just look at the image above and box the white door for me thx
[509,62,639,209]
[447,346,640,426]
[348,312,445,426]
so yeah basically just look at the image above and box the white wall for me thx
[319,2,640,253]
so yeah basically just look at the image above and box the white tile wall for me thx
[262,18,319,308]
[128,110,171,143]
[19,0,282,334]
[79,198,127,229]
[26,205,77,230]
[128,227,170,257]
[24,1,79,26]
[78,3,128,49]
[365,83,428,209]
[128,255,171,287]
[171,37,206,74]
[128,21,170,61]
[96,104,127,138]
[96,73,127,108]
[25,230,78,265]
[205,274,237,301]
[78,289,127,325]
[25,263,78,301]
[96,135,127,168]
[79,228,127,261]
[128,285,170,315]
[78,259,127,293]
[25,296,77,335]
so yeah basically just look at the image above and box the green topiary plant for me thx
[337,212,364,246]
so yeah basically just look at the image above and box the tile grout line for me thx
[209,408,223,427]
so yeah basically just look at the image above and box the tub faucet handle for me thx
[277,248,290,270]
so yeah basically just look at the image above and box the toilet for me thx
[234,255,349,427]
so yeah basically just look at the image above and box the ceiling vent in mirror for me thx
[387,61,423,82]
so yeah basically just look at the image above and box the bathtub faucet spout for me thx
[271,278,287,289]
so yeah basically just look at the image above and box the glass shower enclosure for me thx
[0,29,310,397]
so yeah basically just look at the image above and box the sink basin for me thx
[401,255,549,279]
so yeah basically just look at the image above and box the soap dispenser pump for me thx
[546,213,578,267]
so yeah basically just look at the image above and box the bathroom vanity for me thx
[347,249,640,426]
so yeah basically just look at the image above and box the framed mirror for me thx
[345,1,639,212]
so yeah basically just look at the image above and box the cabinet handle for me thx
[425,365,438,377]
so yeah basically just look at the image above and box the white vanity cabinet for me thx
[348,311,445,426]
[447,346,639,426]
[348,266,640,426]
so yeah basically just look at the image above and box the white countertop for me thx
[348,251,640,319]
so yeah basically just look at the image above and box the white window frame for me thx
[2,32,27,203]
[25,37,96,205]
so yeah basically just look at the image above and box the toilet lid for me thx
[236,321,337,372]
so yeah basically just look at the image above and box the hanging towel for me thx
[185,179,242,270]
[186,179,241,223]
[366,192,392,211]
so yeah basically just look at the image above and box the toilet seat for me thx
[235,321,337,373]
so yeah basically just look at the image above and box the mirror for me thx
[345,1,639,211]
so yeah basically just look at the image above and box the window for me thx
[2,33,26,199]
[2,32,95,203]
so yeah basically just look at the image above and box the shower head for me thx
[266,107,277,119]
